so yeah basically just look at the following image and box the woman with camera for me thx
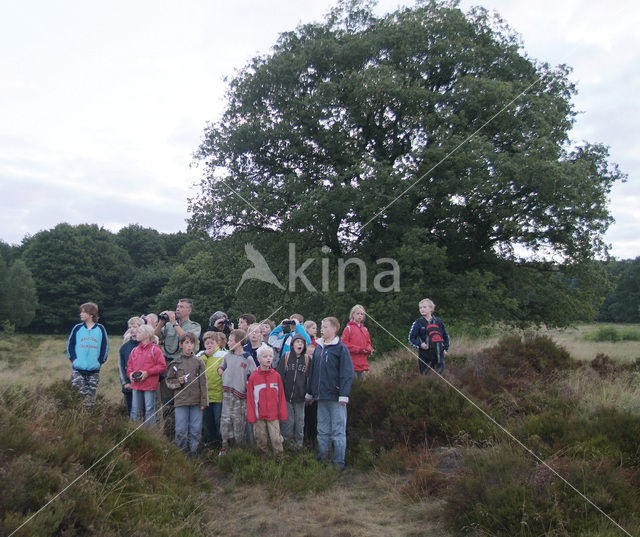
[127,324,167,428]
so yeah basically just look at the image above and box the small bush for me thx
[215,448,338,495]
[584,325,640,342]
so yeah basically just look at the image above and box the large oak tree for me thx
[190,0,621,267]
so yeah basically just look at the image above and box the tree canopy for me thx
[190,0,622,265]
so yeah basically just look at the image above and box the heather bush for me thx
[348,375,494,459]
[444,444,640,536]
[0,381,213,537]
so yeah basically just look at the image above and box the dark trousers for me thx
[418,343,445,374]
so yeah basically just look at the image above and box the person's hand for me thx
[123,383,131,390]
[167,311,177,324]
[178,376,185,384]
[200,406,206,411]
[140,371,149,381]
[339,401,347,406]
[420,342,428,350]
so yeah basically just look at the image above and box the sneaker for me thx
[218,447,227,457]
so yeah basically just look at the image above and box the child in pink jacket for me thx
[127,324,166,427]
[341,304,374,380]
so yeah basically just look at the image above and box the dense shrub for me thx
[445,444,640,536]
[0,382,213,537]
[348,375,495,459]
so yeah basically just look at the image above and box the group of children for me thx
[68,299,450,469]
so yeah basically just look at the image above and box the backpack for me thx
[417,317,443,349]
[426,321,444,348]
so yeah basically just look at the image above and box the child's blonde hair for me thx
[80,302,99,322]
[213,332,227,348]
[229,329,247,345]
[303,320,316,332]
[349,304,366,320]
[419,298,435,309]
[202,331,217,344]
[322,316,341,332]
[137,324,154,339]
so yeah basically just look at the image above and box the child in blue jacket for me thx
[67,302,108,405]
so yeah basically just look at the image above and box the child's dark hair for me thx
[239,313,256,325]
[179,332,197,345]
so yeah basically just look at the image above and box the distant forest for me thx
[0,223,637,349]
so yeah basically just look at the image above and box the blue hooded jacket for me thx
[307,337,354,403]
[67,322,108,372]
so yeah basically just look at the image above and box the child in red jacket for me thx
[341,304,374,380]
[127,324,167,427]
[247,345,288,457]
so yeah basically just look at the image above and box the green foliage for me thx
[348,373,494,458]
[470,334,574,377]
[0,381,214,537]
[189,0,621,327]
[21,223,135,332]
[5,259,38,328]
[214,447,338,495]
[599,257,640,323]
[585,325,640,342]
[115,224,168,268]
[444,444,640,536]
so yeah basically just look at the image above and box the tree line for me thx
[0,222,637,344]
[1,1,637,337]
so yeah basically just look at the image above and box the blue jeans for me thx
[317,400,347,470]
[202,402,222,446]
[130,389,157,428]
[175,405,203,454]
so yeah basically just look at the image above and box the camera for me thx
[132,371,143,382]
[282,320,296,325]
[158,313,170,322]
[221,319,232,327]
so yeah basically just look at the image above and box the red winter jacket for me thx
[341,321,373,372]
[126,341,166,391]
[247,368,288,423]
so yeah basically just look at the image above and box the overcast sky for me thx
[1,0,638,259]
